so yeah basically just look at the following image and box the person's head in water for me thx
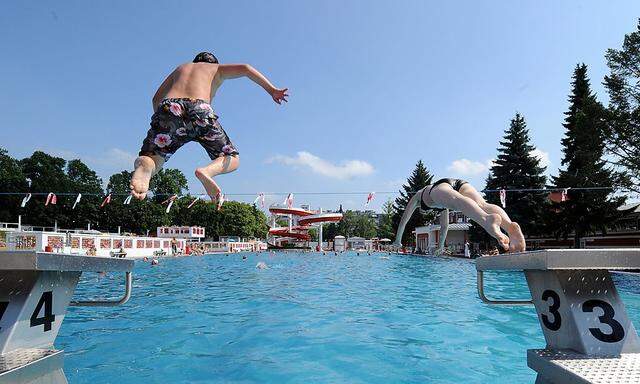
[193,51,218,64]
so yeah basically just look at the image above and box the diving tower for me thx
[477,249,640,383]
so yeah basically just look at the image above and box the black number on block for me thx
[0,301,8,330]
[582,299,625,343]
[541,290,562,331]
[30,291,55,332]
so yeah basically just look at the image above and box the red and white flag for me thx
[561,188,569,202]
[163,195,178,213]
[283,193,294,208]
[45,193,57,206]
[123,194,133,205]
[499,189,506,208]
[365,192,376,207]
[187,196,200,209]
[72,193,82,210]
[100,193,112,208]
[20,193,32,208]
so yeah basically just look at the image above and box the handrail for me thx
[477,271,533,305]
[70,272,132,307]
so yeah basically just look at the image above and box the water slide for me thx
[268,204,343,244]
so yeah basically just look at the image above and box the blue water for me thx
[57,252,640,383]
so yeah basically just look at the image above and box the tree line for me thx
[391,20,640,248]
[0,149,268,240]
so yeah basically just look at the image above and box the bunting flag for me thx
[364,192,376,207]
[45,193,57,206]
[20,193,32,208]
[217,193,225,211]
[72,193,82,210]
[283,193,294,208]
[561,188,569,202]
[187,196,200,208]
[100,193,112,208]
[123,194,133,205]
[253,192,266,208]
[499,189,506,208]
[163,195,178,213]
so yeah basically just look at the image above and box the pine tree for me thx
[484,113,547,237]
[392,160,434,245]
[551,64,624,247]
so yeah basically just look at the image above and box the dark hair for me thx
[193,51,219,64]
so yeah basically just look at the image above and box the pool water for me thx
[58,252,640,383]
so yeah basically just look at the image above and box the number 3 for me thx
[541,290,562,331]
[582,300,625,343]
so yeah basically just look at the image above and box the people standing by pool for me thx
[170,237,178,256]
[393,178,526,253]
[130,51,289,202]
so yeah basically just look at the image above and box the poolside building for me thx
[414,211,471,256]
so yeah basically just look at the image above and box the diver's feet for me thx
[506,222,526,253]
[485,214,510,252]
[130,156,156,200]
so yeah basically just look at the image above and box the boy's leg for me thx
[458,184,526,252]
[130,155,164,200]
[194,155,240,201]
[429,184,510,251]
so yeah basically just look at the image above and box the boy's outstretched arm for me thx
[218,64,289,104]
[393,191,421,247]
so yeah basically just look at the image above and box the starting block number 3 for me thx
[540,289,625,343]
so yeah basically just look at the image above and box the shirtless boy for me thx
[393,178,526,253]
[130,52,288,202]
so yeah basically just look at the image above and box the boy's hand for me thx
[270,88,289,104]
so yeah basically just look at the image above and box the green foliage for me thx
[149,168,189,203]
[0,148,29,222]
[484,113,548,237]
[323,210,377,239]
[551,64,625,245]
[603,19,640,191]
[392,160,434,245]
[376,199,395,240]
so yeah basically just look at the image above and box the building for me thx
[157,226,205,239]
[334,236,346,251]
[413,211,471,255]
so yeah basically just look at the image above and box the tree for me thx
[66,159,103,229]
[484,113,547,237]
[551,64,624,246]
[603,20,640,191]
[0,148,29,222]
[392,160,434,245]
[335,210,378,238]
[376,199,395,240]
[149,168,188,203]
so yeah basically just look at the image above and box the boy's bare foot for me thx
[485,214,510,251]
[130,156,156,200]
[506,222,526,253]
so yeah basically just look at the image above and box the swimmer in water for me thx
[256,261,268,269]
[393,178,526,253]
[130,51,289,202]
[151,259,159,265]
[242,255,247,261]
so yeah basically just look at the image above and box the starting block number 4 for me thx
[527,270,640,356]
[0,271,79,354]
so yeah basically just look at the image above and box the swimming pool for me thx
[58,252,640,383]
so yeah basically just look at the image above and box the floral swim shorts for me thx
[138,98,239,161]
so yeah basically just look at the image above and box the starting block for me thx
[477,249,640,383]
[0,251,133,383]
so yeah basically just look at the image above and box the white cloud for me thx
[530,149,551,168]
[447,158,491,176]
[268,151,374,180]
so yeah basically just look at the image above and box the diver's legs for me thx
[130,155,164,200]
[194,155,240,201]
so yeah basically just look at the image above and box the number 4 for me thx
[30,291,55,332]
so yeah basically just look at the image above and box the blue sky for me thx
[1,1,639,212]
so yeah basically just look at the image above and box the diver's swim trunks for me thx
[138,98,239,161]
[420,178,469,212]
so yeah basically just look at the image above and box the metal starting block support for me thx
[0,251,134,384]
[476,249,640,384]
